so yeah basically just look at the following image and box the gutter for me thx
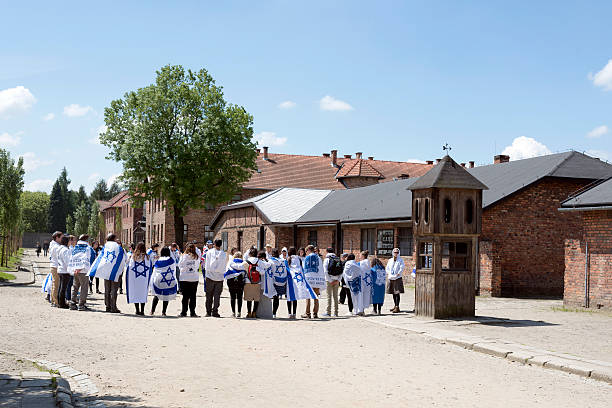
[558,205,612,212]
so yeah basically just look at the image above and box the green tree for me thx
[20,191,50,232]
[48,180,65,233]
[58,167,74,218]
[76,185,90,211]
[73,201,89,237]
[66,214,75,236]
[0,149,25,266]
[90,179,109,201]
[87,201,102,241]
[101,65,257,247]
[108,181,122,199]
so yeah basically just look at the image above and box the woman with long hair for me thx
[126,242,153,315]
[177,243,200,317]
[370,257,386,315]
[150,247,178,316]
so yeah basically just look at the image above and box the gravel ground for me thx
[0,250,609,407]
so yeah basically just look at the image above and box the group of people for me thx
[42,230,407,319]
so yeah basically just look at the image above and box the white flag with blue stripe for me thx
[88,241,126,282]
[262,260,277,299]
[286,255,317,301]
[126,254,153,304]
[41,273,52,294]
[150,256,178,301]
[343,260,364,313]
[359,259,373,310]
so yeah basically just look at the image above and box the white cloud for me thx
[589,59,612,91]
[405,158,427,164]
[586,125,608,139]
[24,179,53,192]
[0,86,36,118]
[0,131,22,147]
[89,125,107,144]
[585,149,611,162]
[501,136,552,160]
[107,173,121,185]
[319,95,354,111]
[88,172,101,181]
[253,131,287,147]
[19,152,54,172]
[63,104,93,117]
[43,113,55,121]
[278,100,296,109]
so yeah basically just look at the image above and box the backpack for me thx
[327,256,344,276]
[247,260,261,284]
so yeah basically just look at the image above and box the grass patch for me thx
[0,248,24,273]
[0,271,16,281]
[552,306,612,316]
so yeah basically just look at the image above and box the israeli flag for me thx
[88,241,126,282]
[126,255,153,304]
[360,259,373,310]
[150,257,178,301]
[69,241,96,276]
[343,260,364,313]
[262,261,277,299]
[270,257,288,286]
[286,256,317,301]
[41,273,52,294]
[303,253,326,289]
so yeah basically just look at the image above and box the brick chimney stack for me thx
[461,163,466,168]
[344,154,352,159]
[355,152,362,159]
[426,160,434,165]
[256,148,261,154]
[494,154,510,164]
[469,161,475,168]
[331,150,338,167]
[367,156,374,160]
[436,158,442,164]
[322,153,330,158]
[263,146,269,160]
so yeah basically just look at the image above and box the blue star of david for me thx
[160,267,175,286]
[104,250,116,263]
[132,260,149,278]
[274,265,285,276]
[294,271,304,283]
[266,266,274,278]
[363,273,373,287]
[349,276,362,294]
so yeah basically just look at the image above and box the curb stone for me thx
[363,319,612,385]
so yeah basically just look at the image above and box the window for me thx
[466,199,474,224]
[418,242,433,269]
[444,198,452,223]
[308,230,318,246]
[204,226,214,242]
[377,229,394,256]
[441,241,469,270]
[414,199,419,224]
[361,228,376,254]
[183,224,189,242]
[424,199,430,224]
[237,231,243,252]
[221,232,228,251]
[398,228,413,256]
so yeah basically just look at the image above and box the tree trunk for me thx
[173,205,185,250]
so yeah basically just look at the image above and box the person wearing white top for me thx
[68,234,96,311]
[48,231,63,307]
[322,247,342,317]
[56,236,72,309]
[386,248,405,313]
[359,250,372,314]
[177,243,200,317]
[203,239,227,317]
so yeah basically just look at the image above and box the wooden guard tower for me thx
[410,155,488,318]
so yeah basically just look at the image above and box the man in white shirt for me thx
[69,234,96,311]
[48,231,63,307]
[56,236,72,309]
[322,247,342,317]
[265,244,272,260]
[203,239,227,317]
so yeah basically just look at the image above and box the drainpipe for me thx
[585,241,589,308]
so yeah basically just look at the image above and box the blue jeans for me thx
[65,276,73,300]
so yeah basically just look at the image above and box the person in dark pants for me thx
[225,251,246,317]
[36,242,41,257]
[56,236,72,309]
[89,241,102,294]
[203,239,227,317]
[177,243,200,317]
[149,247,177,317]
[43,241,49,257]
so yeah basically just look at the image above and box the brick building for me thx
[561,177,612,309]
[98,191,144,245]
[142,148,432,247]
[212,151,612,297]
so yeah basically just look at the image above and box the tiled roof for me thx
[561,177,612,208]
[410,155,488,190]
[100,191,129,211]
[243,152,431,190]
[335,159,384,179]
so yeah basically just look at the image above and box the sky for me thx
[1,1,612,193]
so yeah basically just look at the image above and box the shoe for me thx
[333,313,339,317]
[190,314,200,318]
[321,312,331,317]
[232,313,236,318]
[272,314,276,319]
[313,313,318,319]
[78,306,89,311]
[212,312,221,318]
[246,312,252,318]
[106,307,112,313]
[389,307,395,312]
[50,303,57,308]
[110,309,121,313]
[301,313,311,319]
[96,290,102,294]
[252,313,257,319]
[149,310,154,316]
[119,290,123,294]
[69,305,78,310]
[392,307,400,314]
[378,310,382,315]
[205,313,212,317]
[59,305,69,309]
[237,312,241,318]
[345,312,353,316]
[178,313,187,317]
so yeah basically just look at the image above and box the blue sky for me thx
[1,1,612,193]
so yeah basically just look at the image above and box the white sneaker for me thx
[272,314,276,319]
[345,312,353,316]
[237,312,241,318]
[232,313,236,318]
[321,312,331,317]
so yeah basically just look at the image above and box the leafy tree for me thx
[76,185,90,211]
[20,191,50,232]
[58,167,74,218]
[0,149,24,266]
[108,181,122,199]
[90,179,109,201]
[87,201,102,242]
[101,65,257,247]
[66,214,75,236]
[73,201,89,237]
[48,180,66,233]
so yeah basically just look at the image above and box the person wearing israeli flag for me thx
[125,242,153,316]
[343,253,364,316]
[147,243,160,264]
[68,234,96,311]
[370,257,386,315]
[301,245,325,318]
[225,251,247,317]
[244,248,270,319]
[88,233,126,313]
[359,250,373,314]
[169,242,181,283]
[149,247,178,316]
[266,248,288,319]
[285,247,317,319]
[177,243,200,317]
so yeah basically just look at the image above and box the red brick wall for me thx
[481,177,588,297]
[478,240,501,296]
[564,210,612,309]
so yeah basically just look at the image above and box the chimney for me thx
[460,163,466,168]
[436,158,442,164]
[263,146,269,160]
[331,150,338,167]
[426,160,434,165]
[469,161,475,168]
[344,154,352,159]
[355,152,362,159]
[367,156,374,160]
[494,154,510,164]
[256,148,261,154]
[322,153,330,158]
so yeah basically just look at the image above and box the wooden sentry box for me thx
[409,156,488,318]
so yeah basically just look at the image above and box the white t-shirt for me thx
[57,246,71,274]
[204,248,228,281]
[178,253,200,282]
[49,240,60,268]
